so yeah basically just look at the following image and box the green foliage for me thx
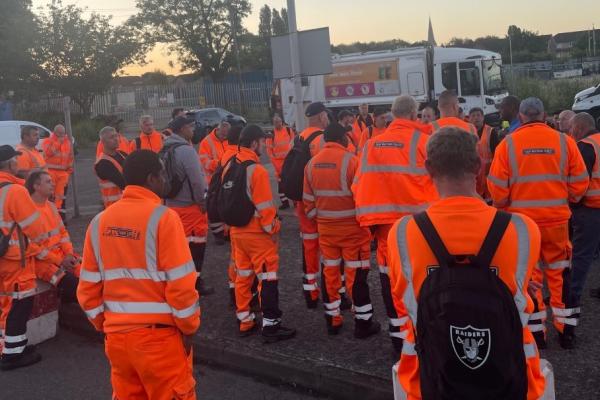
[71,118,107,147]
[271,9,288,36]
[142,70,170,85]
[132,0,251,80]
[332,39,412,54]
[36,1,149,117]
[512,76,598,113]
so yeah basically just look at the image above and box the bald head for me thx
[391,95,418,120]
[54,124,66,137]
[571,112,596,141]
[437,90,460,118]
[558,110,576,133]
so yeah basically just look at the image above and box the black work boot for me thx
[262,324,296,343]
[354,320,381,339]
[532,331,547,350]
[1,347,42,371]
[558,326,576,350]
[304,292,319,309]
[195,278,215,296]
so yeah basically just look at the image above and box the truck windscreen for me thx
[482,60,506,95]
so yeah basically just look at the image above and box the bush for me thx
[512,75,599,114]
[71,118,106,147]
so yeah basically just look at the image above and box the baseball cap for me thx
[324,122,347,142]
[168,116,195,132]
[0,145,21,162]
[305,102,327,117]
[519,97,545,117]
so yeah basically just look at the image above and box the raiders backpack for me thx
[279,130,323,201]
[216,157,256,227]
[413,210,527,400]
[206,154,235,224]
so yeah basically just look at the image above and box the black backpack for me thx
[206,154,236,224]
[279,130,323,201]
[158,142,189,199]
[216,157,257,227]
[413,210,527,400]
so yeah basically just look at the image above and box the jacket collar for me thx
[122,185,161,204]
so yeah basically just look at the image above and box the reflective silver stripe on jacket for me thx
[104,300,199,319]
[510,198,568,208]
[506,132,567,185]
[359,129,426,176]
[356,203,428,216]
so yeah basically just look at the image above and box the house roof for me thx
[552,30,590,44]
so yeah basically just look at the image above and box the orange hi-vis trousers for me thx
[232,232,282,332]
[374,224,404,351]
[295,202,320,302]
[48,170,69,214]
[105,326,196,400]
[319,222,373,327]
[228,243,236,291]
[529,223,576,335]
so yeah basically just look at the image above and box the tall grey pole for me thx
[286,0,305,132]
[62,97,80,218]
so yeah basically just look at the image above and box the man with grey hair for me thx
[130,114,163,153]
[488,97,589,350]
[431,90,477,135]
[352,94,437,355]
[557,109,576,134]
[387,127,546,399]
[95,126,127,208]
[569,113,600,322]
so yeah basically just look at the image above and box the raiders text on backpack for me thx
[279,131,323,201]
[413,210,527,400]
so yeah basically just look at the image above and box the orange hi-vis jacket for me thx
[488,122,589,226]
[77,185,200,335]
[358,125,386,152]
[129,131,163,153]
[199,130,228,182]
[580,133,600,208]
[96,134,130,158]
[303,142,359,224]
[95,153,124,208]
[41,133,73,172]
[220,144,238,168]
[352,118,437,227]
[34,200,73,265]
[431,117,477,136]
[15,144,46,174]
[477,124,495,201]
[228,147,280,237]
[267,126,294,174]
[387,196,545,400]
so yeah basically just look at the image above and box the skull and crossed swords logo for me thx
[450,325,491,370]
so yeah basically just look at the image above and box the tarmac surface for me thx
[27,147,600,399]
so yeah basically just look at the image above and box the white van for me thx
[0,120,52,149]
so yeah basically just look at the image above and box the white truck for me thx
[276,46,508,127]
[572,83,600,127]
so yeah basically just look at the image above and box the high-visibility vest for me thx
[431,117,477,136]
[228,147,280,236]
[95,154,124,208]
[488,122,589,225]
[303,142,358,223]
[267,126,294,160]
[42,133,73,171]
[476,125,494,201]
[34,200,73,267]
[352,118,437,227]
[15,144,46,174]
[198,130,228,181]
[581,133,600,208]
[387,196,546,399]
[129,131,163,153]
[77,185,200,334]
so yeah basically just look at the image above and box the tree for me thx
[36,1,148,116]
[142,70,170,85]
[280,8,289,33]
[0,0,40,98]
[271,9,287,36]
[258,5,272,38]
[133,0,251,80]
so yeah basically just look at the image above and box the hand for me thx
[182,334,194,355]
[60,254,77,270]
[527,280,543,299]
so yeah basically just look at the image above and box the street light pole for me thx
[286,0,305,132]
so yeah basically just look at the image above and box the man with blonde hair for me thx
[130,115,163,153]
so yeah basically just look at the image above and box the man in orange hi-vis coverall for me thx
[77,150,200,399]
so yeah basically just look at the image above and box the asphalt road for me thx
[0,330,327,400]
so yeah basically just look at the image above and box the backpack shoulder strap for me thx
[305,130,324,145]
[413,211,452,268]
[135,137,141,150]
[368,126,373,138]
[286,126,293,137]
[0,182,12,189]
[474,211,512,268]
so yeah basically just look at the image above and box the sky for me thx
[32,0,600,75]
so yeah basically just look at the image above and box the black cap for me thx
[305,102,327,117]
[324,122,347,142]
[168,116,195,133]
[0,145,21,162]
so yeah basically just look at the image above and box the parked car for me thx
[0,120,52,149]
[573,83,600,128]
[186,107,246,142]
